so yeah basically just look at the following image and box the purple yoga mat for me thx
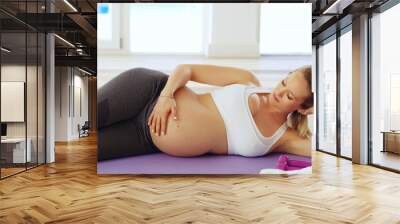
[97,152,311,174]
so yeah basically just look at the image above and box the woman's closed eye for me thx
[281,80,294,100]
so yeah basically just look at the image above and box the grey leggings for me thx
[97,68,169,161]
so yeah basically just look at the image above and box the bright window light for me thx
[391,75,400,113]
[260,3,311,55]
[98,3,113,41]
[317,38,337,154]
[379,3,400,130]
[129,4,205,54]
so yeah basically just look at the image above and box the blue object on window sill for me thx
[99,4,109,14]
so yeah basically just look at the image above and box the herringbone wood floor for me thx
[1,134,400,224]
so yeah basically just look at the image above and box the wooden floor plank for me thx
[0,134,400,223]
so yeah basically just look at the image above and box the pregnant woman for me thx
[97,64,313,161]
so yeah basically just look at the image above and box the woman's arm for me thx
[159,64,261,97]
[273,129,312,157]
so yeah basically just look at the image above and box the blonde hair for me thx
[287,66,313,139]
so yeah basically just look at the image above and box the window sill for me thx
[98,54,311,74]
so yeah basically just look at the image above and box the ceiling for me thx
[310,0,390,44]
[0,0,97,74]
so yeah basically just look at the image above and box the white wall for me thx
[55,67,68,141]
[1,66,26,127]
[55,67,89,141]
[97,55,311,88]
[1,64,46,163]
[72,73,89,138]
[1,66,26,140]
[1,65,35,138]
[207,3,260,57]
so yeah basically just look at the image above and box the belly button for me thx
[173,120,179,127]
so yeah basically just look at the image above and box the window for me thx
[317,38,337,154]
[339,29,352,158]
[98,3,120,49]
[98,4,113,41]
[260,3,311,55]
[371,2,400,171]
[129,4,206,54]
[0,3,46,179]
[390,74,400,130]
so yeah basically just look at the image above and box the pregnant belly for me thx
[150,87,228,156]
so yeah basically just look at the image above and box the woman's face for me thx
[269,71,311,113]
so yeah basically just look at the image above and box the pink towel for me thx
[276,155,311,171]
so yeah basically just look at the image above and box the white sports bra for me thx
[210,84,288,157]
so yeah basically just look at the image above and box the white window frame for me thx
[98,4,125,54]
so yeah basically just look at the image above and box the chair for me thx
[79,121,90,138]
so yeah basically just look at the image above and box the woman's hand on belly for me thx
[148,95,179,136]
[150,89,228,157]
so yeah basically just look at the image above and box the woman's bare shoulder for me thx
[282,127,311,140]
[272,127,311,156]
[278,127,311,147]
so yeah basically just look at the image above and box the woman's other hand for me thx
[148,95,178,136]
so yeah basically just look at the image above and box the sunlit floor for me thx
[0,162,44,179]
[372,150,400,171]
[1,167,25,177]
[318,147,400,171]
[0,134,400,223]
